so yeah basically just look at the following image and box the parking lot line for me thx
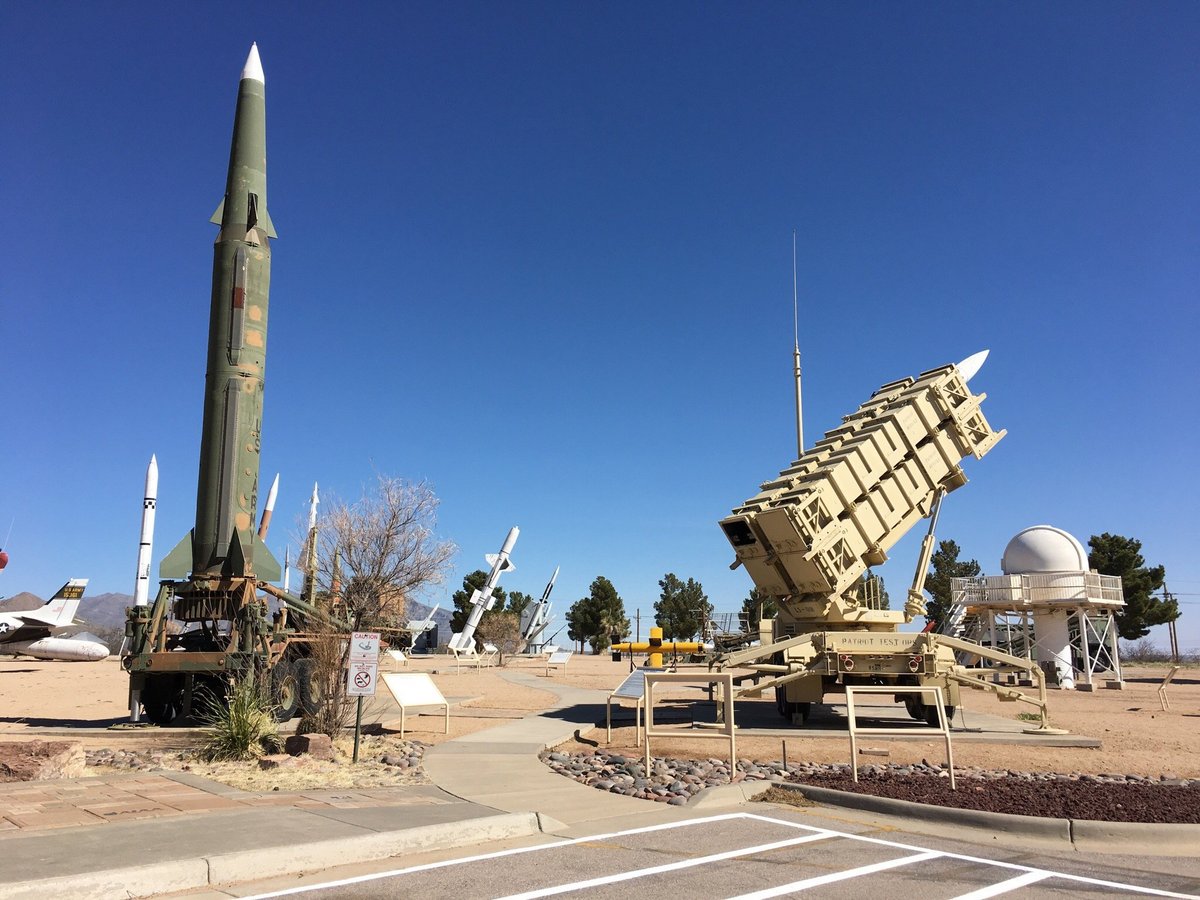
[495,832,836,900]
[726,850,942,899]
[951,870,1054,899]
[243,812,1199,900]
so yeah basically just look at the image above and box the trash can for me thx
[611,650,621,662]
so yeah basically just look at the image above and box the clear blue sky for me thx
[3,3,1197,649]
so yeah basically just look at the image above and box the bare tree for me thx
[293,476,456,738]
[312,476,457,632]
[476,611,522,661]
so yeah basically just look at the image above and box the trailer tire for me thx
[294,658,323,716]
[904,696,924,720]
[141,676,185,726]
[923,703,956,727]
[271,660,301,722]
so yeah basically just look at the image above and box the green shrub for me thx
[198,676,282,761]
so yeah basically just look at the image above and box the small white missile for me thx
[308,482,320,530]
[257,473,279,539]
[133,456,158,608]
[282,545,291,593]
[453,526,519,649]
[540,565,560,603]
[956,349,990,384]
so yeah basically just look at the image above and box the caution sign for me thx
[346,631,380,697]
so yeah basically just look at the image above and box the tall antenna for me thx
[792,230,804,457]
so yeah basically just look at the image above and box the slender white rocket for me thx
[282,545,291,593]
[258,472,279,539]
[302,483,319,602]
[133,456,158,607]
[453,527,519,650]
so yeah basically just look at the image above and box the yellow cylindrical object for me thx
[612,627,703,668]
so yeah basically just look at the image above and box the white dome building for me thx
[948,525,1124,690]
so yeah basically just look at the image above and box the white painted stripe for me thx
[495,833,835,900]
[745,813,1200,899]
[726,850,942,899]
[244,811,1198,900]
[241,813,792,899]
[951,870,1053,899]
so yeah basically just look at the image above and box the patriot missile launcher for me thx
[714,352,1057,727]
[123,46,346,725]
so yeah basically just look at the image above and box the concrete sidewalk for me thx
[422,671,687,834]
[0,670,678,899]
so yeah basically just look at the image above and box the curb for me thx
[764,781,1200,855]
[0,812,541,900]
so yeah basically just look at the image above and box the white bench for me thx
[381,673,450,738]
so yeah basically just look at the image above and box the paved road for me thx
[207,809,1200,900]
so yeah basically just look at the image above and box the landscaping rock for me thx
[0,741,86,781]
[285,733,334,760]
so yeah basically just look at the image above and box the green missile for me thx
[162,44,280,582]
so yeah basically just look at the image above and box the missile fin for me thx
[210,197,226,226]
[160,531,195,579]
[263,207,277,238]
[252,532,282,582]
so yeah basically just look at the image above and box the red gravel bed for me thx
[788,773,1200,824]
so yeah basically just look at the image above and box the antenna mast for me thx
[792,230,804,457]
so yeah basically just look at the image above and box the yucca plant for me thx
[197,675,283,761]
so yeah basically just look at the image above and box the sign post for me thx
[347,631,380,763]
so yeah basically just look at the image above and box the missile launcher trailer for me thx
[715,353,1057,727]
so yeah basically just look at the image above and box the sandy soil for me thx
[0,655,1196,779]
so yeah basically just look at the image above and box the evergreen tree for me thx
[569,576,630,652]
[506,590,534,620]
[924,540,981,629]
[565,599,588,653]
[1088,533,1174,640]
[449,570,508,633]
[654,573,713,640]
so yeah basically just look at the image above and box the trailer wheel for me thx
[923,703,956,727]
[775,688,809,724]
[904,696,924,720]
[141,676,185,725]
[294,658,323,716]
[271,660,301,722]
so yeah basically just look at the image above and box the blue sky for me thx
[3,3,1197,649]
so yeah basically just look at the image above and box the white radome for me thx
[1001,525,1090,574]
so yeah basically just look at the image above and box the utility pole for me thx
[792,230,804,458]
[1164,583,1180,661]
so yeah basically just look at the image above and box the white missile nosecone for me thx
[133,455,159,607]
[956,349,990,383]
